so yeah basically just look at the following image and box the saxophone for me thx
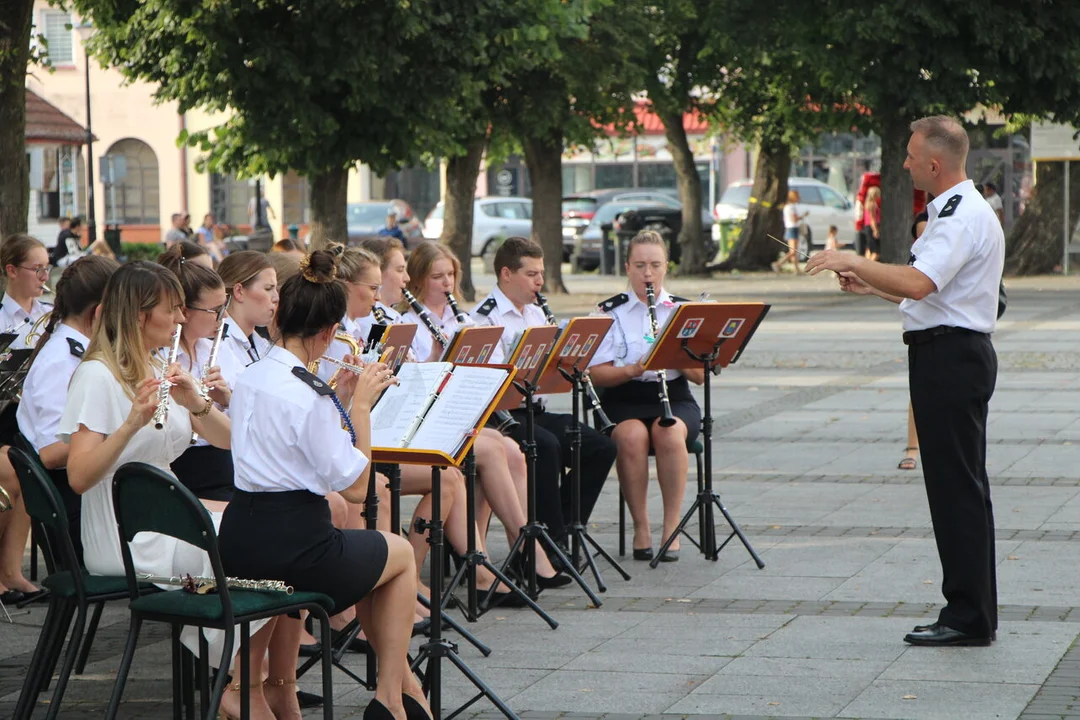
[644,283,676,428]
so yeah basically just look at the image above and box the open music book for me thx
[371,362,511,457]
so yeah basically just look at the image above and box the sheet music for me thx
[407,365,508,455]
[371,362,452,447]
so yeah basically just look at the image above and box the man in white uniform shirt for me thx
[807,115,1003,647]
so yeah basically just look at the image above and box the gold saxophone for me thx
[308,332,364,390]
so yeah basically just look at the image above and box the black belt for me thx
[902,325,987,346]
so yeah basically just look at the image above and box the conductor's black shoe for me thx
[632,547,654,561]
[296,690,323,709]
[536,571,573,589]
[912,623,996,642]
[903,623,992,646]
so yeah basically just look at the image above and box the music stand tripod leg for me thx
[414,467,518,720]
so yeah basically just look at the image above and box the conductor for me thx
[806,115,1004,647]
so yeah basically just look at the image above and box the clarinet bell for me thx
[491,409,520,435]
[593,409,615,437]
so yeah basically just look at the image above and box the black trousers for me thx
[509,407,616,544]
[909,331,998,637]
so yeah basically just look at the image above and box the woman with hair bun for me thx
[218,251,431,720]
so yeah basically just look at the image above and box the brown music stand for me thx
[641,302,770,569]
[441,326,505,364]
[494,325,559,411]
[371,364,519,720]
[376,324,417,371]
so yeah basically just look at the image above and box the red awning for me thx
[25,88,93,145]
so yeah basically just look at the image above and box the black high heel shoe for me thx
[403,694,433,720]
[364,698,395,720]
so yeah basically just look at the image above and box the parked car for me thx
[712,177,857,255]
[346,199,424,248]
[572,201,673,271]
[563,188,713,261]
[423,196,533,257]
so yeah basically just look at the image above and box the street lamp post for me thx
[76,22,96,244]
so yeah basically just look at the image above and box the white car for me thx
[423,196,533,257]
[713,177,857,252]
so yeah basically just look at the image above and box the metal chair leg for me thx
[74,601,105,674]
[618,488,626,557]
[13,595,61,720]
[105,615,143,720]
[204,623,234,720]
[43,601,87,720]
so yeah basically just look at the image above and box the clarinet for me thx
[153,324,183,430]
[644,283,676,428]
[537,292,614,435]
[372,305,389,325]
[402,289,449,347]
[448,291,519,435]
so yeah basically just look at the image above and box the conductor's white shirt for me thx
[0,294,50,351]
[231,345,368,495]
[901,179,1005,333]
[589,287,683,382]
[17,323,87,453]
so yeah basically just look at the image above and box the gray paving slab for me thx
[840,679,1039,720]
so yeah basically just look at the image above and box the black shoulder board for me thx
[938,195,962,218]
[221,322,230,339]
[476,297,497,317]
[598,293,629,312]
[669,294,689,303]
[908,253,917,266]
[291,366,334,396]
[66,337,85,358]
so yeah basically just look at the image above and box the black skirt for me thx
[218,489,388,613]
[171,446,235,502]
[600,376,701,445]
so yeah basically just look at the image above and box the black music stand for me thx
[645,302,771,570]
[551,317,630,592]
[496,330,603,609]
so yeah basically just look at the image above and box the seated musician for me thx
[402,241,569,588]
[217,250,432,720]
[217,251,278,368]
[588,230,704,562]
[17,256,119,565]
[470,237,616,556]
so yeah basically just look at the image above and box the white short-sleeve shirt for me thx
[58,359,199,578]
[401,302,457,363]
[217,316,273,372]
[17,323,87,453]
[589,288,685,381]
[231,346,369,495]
[0,294,51,351]
[900,180,1005,333]
[470,286,541,364]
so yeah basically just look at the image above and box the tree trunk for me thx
[0,0,34,238]
[308,167,349,250]
[1006,160,1080,275]
[522,132,567,293]
[712,146,790,272]
[441,137,487,301]
[659,110,706,275]
[878,114,915,265]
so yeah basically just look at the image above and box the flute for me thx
[136,572,293,595]
[645,283,676,428]
[319,354,365,375]
[153,325,182,430]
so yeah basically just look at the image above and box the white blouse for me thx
[17,323,87,454]
[590,288,685,382]
[231,346,369,495]
[401,302,458,363]
[58,359,209,578]
[217,316,272,374]
[0,294,50,351]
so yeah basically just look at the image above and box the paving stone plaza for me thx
[4,270,1080,719]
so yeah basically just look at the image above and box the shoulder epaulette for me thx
[66,337,85,358]
[221,322,230,340]
[291,366,334,396]
[476,297,498,317]
[669,295,689,303]
[938,195,962,218]
[598,293,629,312]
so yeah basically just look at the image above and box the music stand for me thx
[440,334,557,628]
[549,316,630,592]
[643,302,770,570]
[375,364,519,720]
[497,327,604,609]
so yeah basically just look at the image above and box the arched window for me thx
[103,138,160,224]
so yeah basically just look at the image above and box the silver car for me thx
[423,196,533,256]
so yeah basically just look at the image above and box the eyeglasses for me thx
[348,281,381,293]
[18,265,49,279]
[186,304,228,322]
